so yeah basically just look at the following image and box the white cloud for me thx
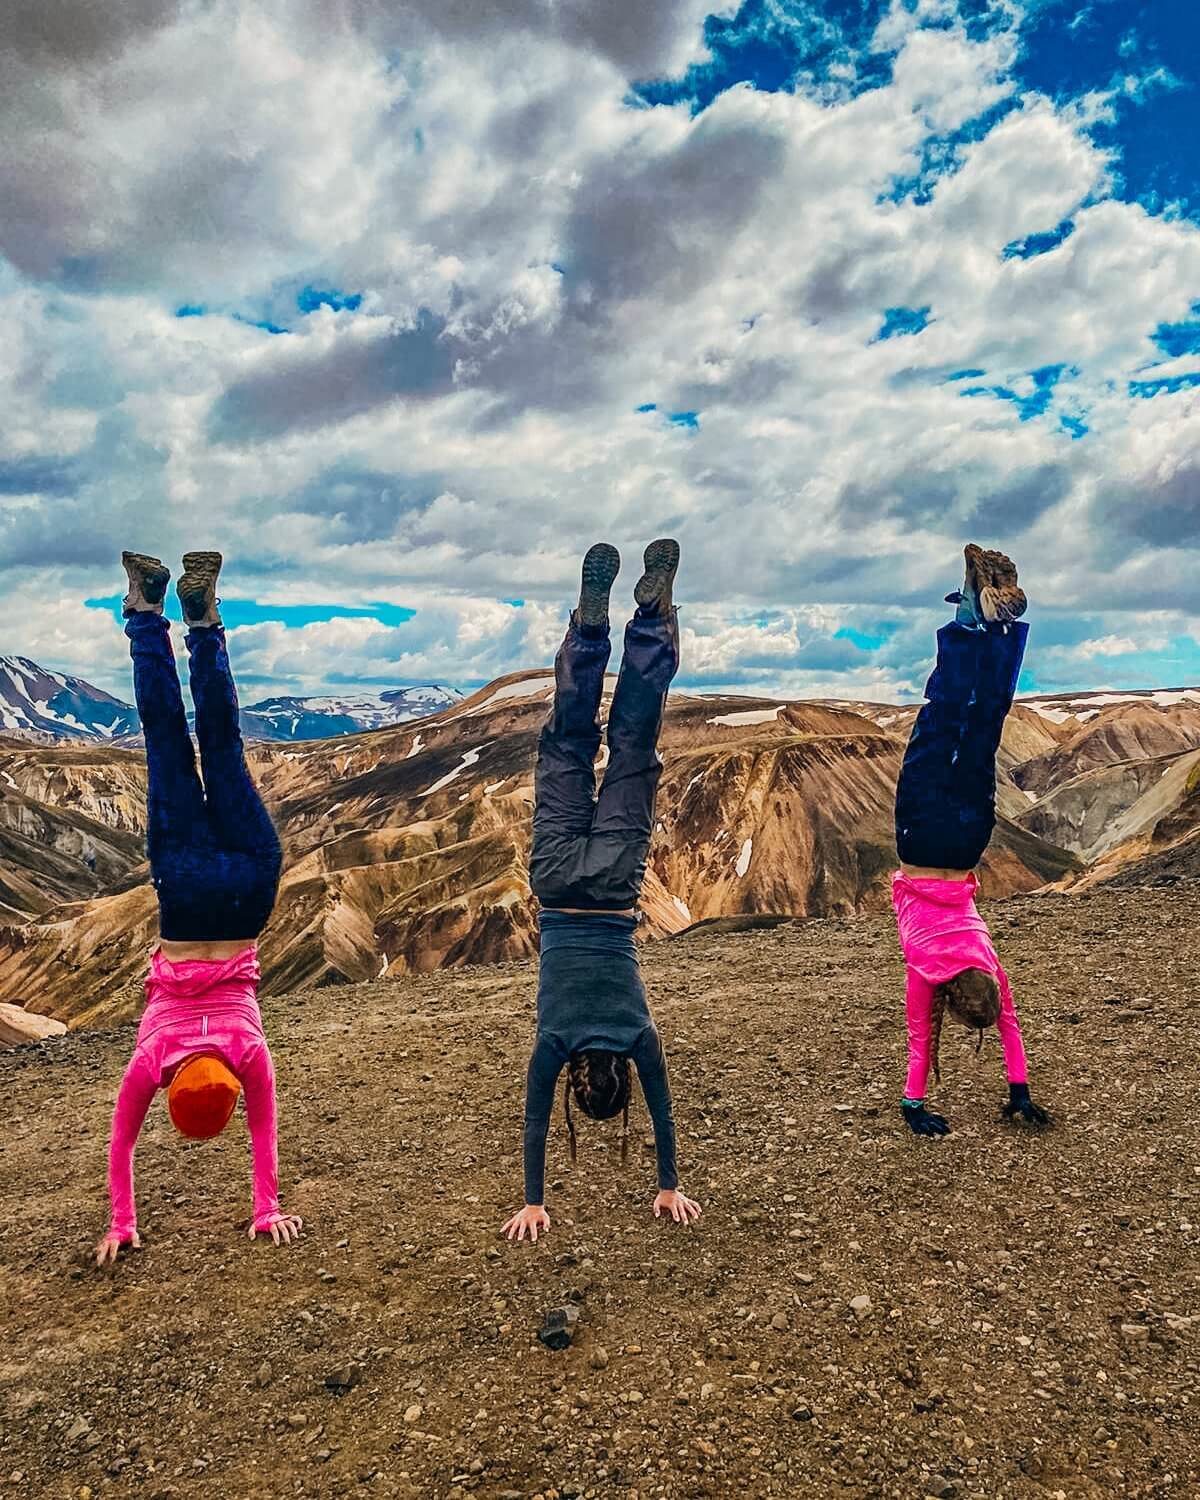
[0,0,1198,702]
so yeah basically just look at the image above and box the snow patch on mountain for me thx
[0,655,139,741]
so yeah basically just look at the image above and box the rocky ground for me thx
[2,884,1199,1500]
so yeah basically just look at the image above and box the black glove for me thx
[1001,1082,1051,1126]
[902,1100,950,1137]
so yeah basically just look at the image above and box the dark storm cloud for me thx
[1098,461,1200,547]
[339,0,717,77]
[0,0,183,66]
[0,454,80,497]
[980,461,1073,529]
[0,414,167,571]
[562,110,786,307]
[286,463,444,543]
[208,312,456,444]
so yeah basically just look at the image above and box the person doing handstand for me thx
[502,541,702,1242]
[96,551,300,1265]
[893,545,1051,1137]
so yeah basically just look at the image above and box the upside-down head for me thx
[167,1053,242,1140]
[563,1049,631,1164]
[930,967,1002,1081]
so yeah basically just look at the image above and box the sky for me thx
[1,0,1198,704]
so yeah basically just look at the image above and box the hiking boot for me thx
[177,550,223,628]
[945,543,989,629]
[121,552,171,616]
[978,547,1027,625]
[634,538,680,614]
[576,543,620,629]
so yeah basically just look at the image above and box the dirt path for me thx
[2,885,1199,1499]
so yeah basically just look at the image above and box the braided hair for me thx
[564,1049,631,1166]
[931,967,1003,1082]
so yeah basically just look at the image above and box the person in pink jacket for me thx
[892,545,1051,1137]
[96,550,301,1266]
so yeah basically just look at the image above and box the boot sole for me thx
[121,552,170,607]
[634,538,680,608]
[578,543,621,627]
[177,551,224,625]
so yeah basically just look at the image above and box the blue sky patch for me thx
[635,402,657,413]
[175,303,206,318]
[668,410,700,429]
[1060,414,1089,440]
[875,305,930,341]
[1129,371,1200,398]
[1013,1,1199,213]
[297,286,364,314]
[634,0,895,114]
[1002,219,1075,260]
[1152,306,1200,357]
[634,2,1198,220]
[962,363,1071,422]
[85,596,417,629]
[833,625,897,652]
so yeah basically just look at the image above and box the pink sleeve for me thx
[108,1050,159,1239]
[996,968,1028,1084]
[904,967,936,1099]
[239,1041,283,1230]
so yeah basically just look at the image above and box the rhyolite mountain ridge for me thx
[0,654,462,743]
[1,674,1199,1035]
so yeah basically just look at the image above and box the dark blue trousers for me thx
[895,620,1029,871]
[530,608,679,910]
[125,612,283,941]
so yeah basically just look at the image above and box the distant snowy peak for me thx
[241,685,464,740]
[0,656,464,743]
[0,655,139,740]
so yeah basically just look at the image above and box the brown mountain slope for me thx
[0,674,1075,1029]
[1011,699,1200,798]
[1063,752,1200,891]
[0,788,144,919]
[1018,750,1199,860]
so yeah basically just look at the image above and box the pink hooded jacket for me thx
[892,870,1028,1099]
[107,946,283,1240]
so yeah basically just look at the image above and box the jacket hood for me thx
[147,944,260,1001]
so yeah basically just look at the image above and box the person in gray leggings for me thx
[502,541,703,1243]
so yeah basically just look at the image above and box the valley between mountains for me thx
[1,672,1199,1032]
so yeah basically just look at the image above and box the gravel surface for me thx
[2,884,1198,1499]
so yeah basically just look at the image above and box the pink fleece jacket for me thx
[107,946,284,1240]
[892,870,1028,1100]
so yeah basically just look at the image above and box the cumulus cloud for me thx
[0,0,1198,702]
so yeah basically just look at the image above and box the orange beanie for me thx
[167,1054,241,1140]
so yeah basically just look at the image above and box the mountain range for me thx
[4,666,1199,1037]
[0,654,462,742]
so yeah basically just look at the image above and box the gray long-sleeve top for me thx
[522,910,678,1205]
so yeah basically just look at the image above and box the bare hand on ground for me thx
[501,1205,551,1242]
[653,1189,702,1223]
[250,1213,303,1245]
